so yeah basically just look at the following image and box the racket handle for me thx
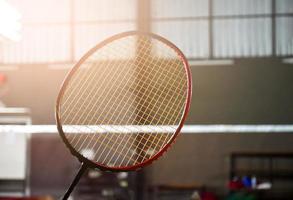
[61,163,87,200]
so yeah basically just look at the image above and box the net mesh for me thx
[58,34,189,168]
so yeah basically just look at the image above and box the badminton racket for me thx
[55,31,192,200]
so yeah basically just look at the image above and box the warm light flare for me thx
[0,0,22,42]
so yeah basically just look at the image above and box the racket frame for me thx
[55,31,192,171]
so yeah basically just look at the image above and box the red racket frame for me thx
[55,31,192,171]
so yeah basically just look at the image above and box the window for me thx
[0,0,136,64]
[74,0,136,59]
[1,0,293,64]
[151,0,293,59]
[213,0,272,57]
[151,0,209,59]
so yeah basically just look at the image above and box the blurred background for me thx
[0,0,293,199]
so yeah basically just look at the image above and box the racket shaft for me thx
[62,163,87,200]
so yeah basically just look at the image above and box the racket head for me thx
[56,31,192,171]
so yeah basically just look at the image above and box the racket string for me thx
[90,41,172,163]
[68,39,157,163]
[72,38,153,156]
[62,37,178,126]
[65,37,149,129]
[125,67,187,165]
[75,70,181,164]
[62,39,181,129]
[107,56,179,165]
[61,51,114,117]
[62,38,136,124]
[118,52,186,165]
[140,91,187,163]
[74,68,186,128]
[72,46,182,165]
[64,40,140,148]
[69,38,161,149]
[66,130,171,165]
[59,35,189,167]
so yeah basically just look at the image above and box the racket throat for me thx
[62,162,87,200]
